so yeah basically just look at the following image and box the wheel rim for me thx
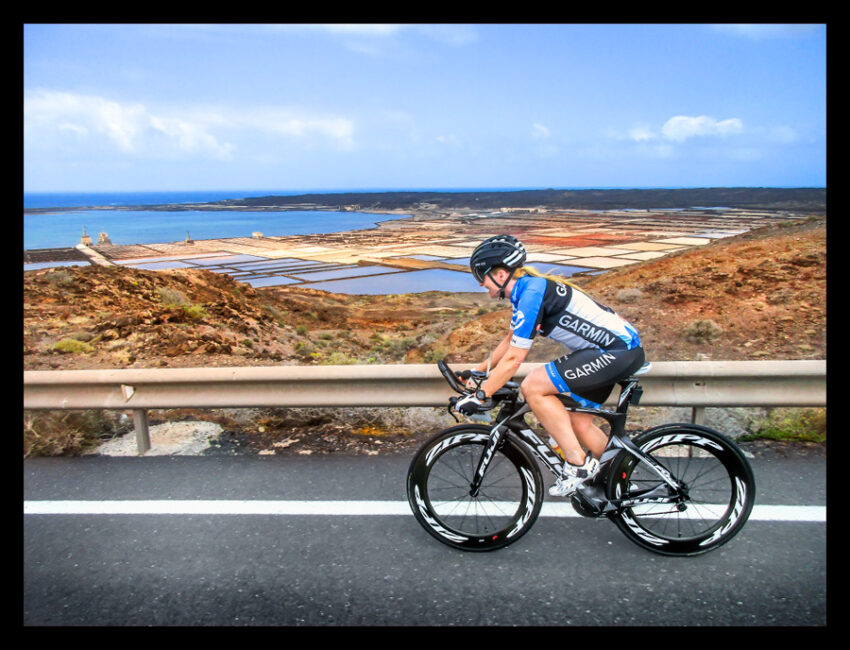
[615,441,740,543]
[423,440,530,538]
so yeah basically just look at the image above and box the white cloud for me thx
[766,125,798,144]
[530,123,559,157]
[270,23,477,56]
[57,121,89,137]
[709,24,822,40]
[628,124,656,142]
[24,90,356,160]
[25,91,146,152]
[149,115,234,159]
[315,24,404,37]
[613,115,744,145]
[241,108,354,144]
[434,133,461,148]
[298,23,477,45]
[531,123,550,139]
[660,115,744,141]
[25,90,230,158]
[412,24,478,46]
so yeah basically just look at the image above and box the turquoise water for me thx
[24,189,419,249]
[23,208,409,250]
[23,189,600,294]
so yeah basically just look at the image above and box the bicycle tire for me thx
[606,423,755,556]
[407,424,544,551]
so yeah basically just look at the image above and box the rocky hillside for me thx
[23,216,826,458]
[23,264,498,370]
[403,216,826,365]
[23,216,825,373]
[578,216,826,362]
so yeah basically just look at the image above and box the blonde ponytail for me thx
[514,265,582,290]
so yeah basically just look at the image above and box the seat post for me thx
[615,379,643,415]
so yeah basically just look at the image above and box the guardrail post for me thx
[132,409,150,455]
[692,407,705,426]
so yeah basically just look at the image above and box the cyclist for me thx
[454,234,646,496]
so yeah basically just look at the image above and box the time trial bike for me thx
[406,360,755,556]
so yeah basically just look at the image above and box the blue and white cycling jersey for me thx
[509,275,640,352]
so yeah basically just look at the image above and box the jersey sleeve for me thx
[510,276,547,349]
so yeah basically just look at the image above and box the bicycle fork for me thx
[469,422,509,496]
[468,399,549,495]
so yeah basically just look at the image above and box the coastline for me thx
[23,186,826,215]
[24,189,825,295]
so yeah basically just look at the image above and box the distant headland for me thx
[221,187,826,212]
[24,187,825,214]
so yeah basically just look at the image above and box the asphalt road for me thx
[24,448,827,626]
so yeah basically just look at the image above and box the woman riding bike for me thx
[455,234,646,497]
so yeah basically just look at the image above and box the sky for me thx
[23,23,827,193]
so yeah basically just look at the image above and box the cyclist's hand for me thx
[455,369,477,390]
[455,391,491,415]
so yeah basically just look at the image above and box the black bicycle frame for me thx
[469,378,684,504]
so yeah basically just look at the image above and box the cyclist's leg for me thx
[521,369,607,461]
[569,411,608,459]
[528,347,646,461]
[521,367,587,465]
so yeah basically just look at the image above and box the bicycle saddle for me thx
[632,361,652,377]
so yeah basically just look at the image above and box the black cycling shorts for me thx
[545,346,645,408]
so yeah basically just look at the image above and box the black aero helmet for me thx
[470,234,527,282]
[469,235,527,297]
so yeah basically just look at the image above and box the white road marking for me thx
[23,500,826,521]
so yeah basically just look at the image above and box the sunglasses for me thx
[472,264,491,284]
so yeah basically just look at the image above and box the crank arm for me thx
[610,483,680,510]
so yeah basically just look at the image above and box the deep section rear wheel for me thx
[407,425,544,551]
[607,424,755,556]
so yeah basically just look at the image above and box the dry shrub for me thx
[23,410,130,457]
[683,319,724,343]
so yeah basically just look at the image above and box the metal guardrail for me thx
[24,360,825,454]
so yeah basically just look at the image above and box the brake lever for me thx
[447,397,460,423]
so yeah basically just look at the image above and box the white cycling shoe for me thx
[548,452,600,497]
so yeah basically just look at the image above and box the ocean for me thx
[23,187,541,210]
[22,188,591,294]
[23,190,414,250]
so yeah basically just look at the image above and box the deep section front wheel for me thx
[607,424,755,556]
[407,425,544,551]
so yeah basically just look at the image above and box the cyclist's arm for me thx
[476,276,545,395]
[481,343,529,398]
